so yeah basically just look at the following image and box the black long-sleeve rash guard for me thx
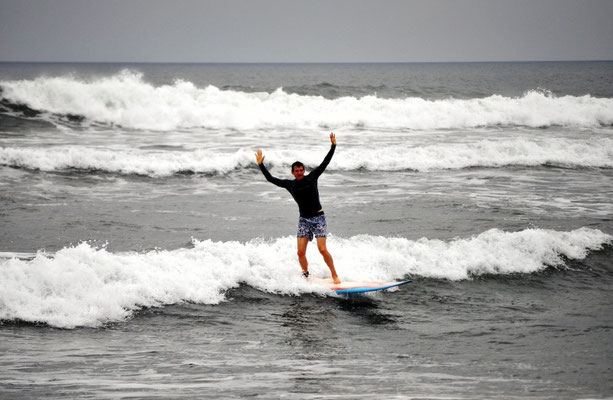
[259,144,336,218]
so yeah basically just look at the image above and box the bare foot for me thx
[332,276,341,284]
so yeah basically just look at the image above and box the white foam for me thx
[0,228,610,328]
[0,146,253,176]
[2,71,612,130]
[1,136,612,176]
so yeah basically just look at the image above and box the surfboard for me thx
[311,277,412,294]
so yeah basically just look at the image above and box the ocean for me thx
[0,61,612,399]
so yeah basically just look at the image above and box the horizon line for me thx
[1,59,612,65]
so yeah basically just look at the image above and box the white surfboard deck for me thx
[311,277,412,294]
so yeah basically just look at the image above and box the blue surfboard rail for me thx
[333,279,412,295]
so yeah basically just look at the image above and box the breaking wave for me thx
[1,71,612,131]
[1,137,612,176]
[1,227,610,328]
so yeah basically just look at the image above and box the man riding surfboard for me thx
[256,133,341,284]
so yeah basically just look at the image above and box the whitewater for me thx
[1,136,613,176]
[2,71,613,131]
[2,228,610,329]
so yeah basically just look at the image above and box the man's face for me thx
[292,166,305,180]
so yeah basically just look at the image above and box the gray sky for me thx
[1,0,612,62]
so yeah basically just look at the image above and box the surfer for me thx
[256,133,341,284]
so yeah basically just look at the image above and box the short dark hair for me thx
[291,161,304,172]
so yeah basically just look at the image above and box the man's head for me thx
[291,161,305,179]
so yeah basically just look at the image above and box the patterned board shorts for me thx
[297,214,327,241]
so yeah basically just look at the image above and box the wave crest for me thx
[2,71,612,131]
[0,228,610,328]
[2,137,612,176]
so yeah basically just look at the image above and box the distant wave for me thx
[1,228,610,328]
[1,71,612,131]
[1,138,612,176]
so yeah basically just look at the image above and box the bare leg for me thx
[297,237,309,275]
[316,237,340,284]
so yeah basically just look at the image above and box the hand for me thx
[255,149,265,165]
[330,132,336,145]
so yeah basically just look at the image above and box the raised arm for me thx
[309,133,337,179]
[255,149,290,188]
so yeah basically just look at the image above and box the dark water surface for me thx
[3,264,612,399]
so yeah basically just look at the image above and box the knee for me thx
[297,249,307,258]
[317,245,328,255]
